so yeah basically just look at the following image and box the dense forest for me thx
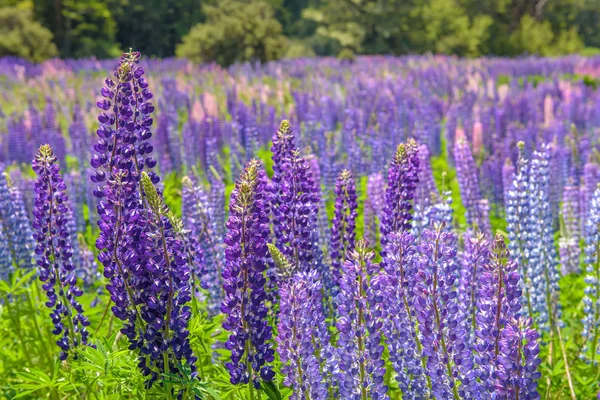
[0,0,599,64]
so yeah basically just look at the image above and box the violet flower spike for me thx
[330,169,357,291]
[380,139,420,249]
[222,159,275,390]
[32,145,91,360]
[335,239,389,400]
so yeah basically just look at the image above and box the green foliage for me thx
[176,0,287,66]
[0,7,57,62]
[111,0,205,59]
[421,0,492,57]
[32,0,120,58]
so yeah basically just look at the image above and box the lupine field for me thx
[1,51,600,399]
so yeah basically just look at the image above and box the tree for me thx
[0,7,58,62]
[111,0,205,58]
[176,0,287,66]
[32,0,120,58]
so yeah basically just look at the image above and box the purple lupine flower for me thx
[0,168,35,269]
[582,185,600,363]
[222,159,275,389]
[336,240,389,400]
[380,140,420,249]
[458,233,490,347]
[182,176,225,316]
[413,224,461,399]
[454,136,490,236]
[559,180,581,274]
[137,172,197,385]
[494,317,541,399]
[506,142,535,319]
[581,159,600,234]
[475,235,522,396]
[502,158,515,207]
[0,219,13,280]
[270,121,324,280]
[330,170,357,289]
[380,232,429,397]
[527,145,561,330]
[412,186,454,241]
[275,263,337,399]
[32,145,91,360]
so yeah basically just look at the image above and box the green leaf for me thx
[261,381,282,400]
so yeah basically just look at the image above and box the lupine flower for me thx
[380,140,420,249]
[412,224,461,399]
[380,232,429,398]
[0,220,13,280]
[91,51,175,385]
[275,255,337,399]
[222,159,275,388]
[559,180,581,274]
[506,142,535,319]
[0,167,35,269]
[137,172,197,385]
[270,121,324,281]
[526,145,561,330]
[336,239,389,400]
[32,145,91,360]
[454,136,490,235]
[182,176,225,315]
[412,186,454,240]
[494,317,541,399]
[458,233,490,347]
[582,185,600,363]
[475,235,523,396]
[330,170,357,289]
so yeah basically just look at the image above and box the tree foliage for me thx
[32,0,120,58]
[0,7,58,62]
[176,0,287,66]
[0,0,598,60]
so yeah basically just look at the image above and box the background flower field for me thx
[0,54,599,399]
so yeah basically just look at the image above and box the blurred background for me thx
[1,0,599,64]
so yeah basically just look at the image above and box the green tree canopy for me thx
[0,6,58,62]
[176,0,287,66]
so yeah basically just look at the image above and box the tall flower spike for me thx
[330,170,357,290]
[459,233,491,335]
[506,142,534,319]
[137,172,197,384]
[380,232,429,398]
[526,146,561,330]
[413,224,461,399]
[474,235,522,396]
[380,139,420,249]
[336,239,389,400]
[454,136,490,236]
[559,180,581,274]
[182,176,225,316]
[494,317,542,399]
[582,185,600,363]
[0,167,35,269]
[276,262,336,399]
[222,159,275,389]
[270,121,325,284]
[32,145,91,360]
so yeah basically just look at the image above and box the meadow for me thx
[0,52,599,399]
